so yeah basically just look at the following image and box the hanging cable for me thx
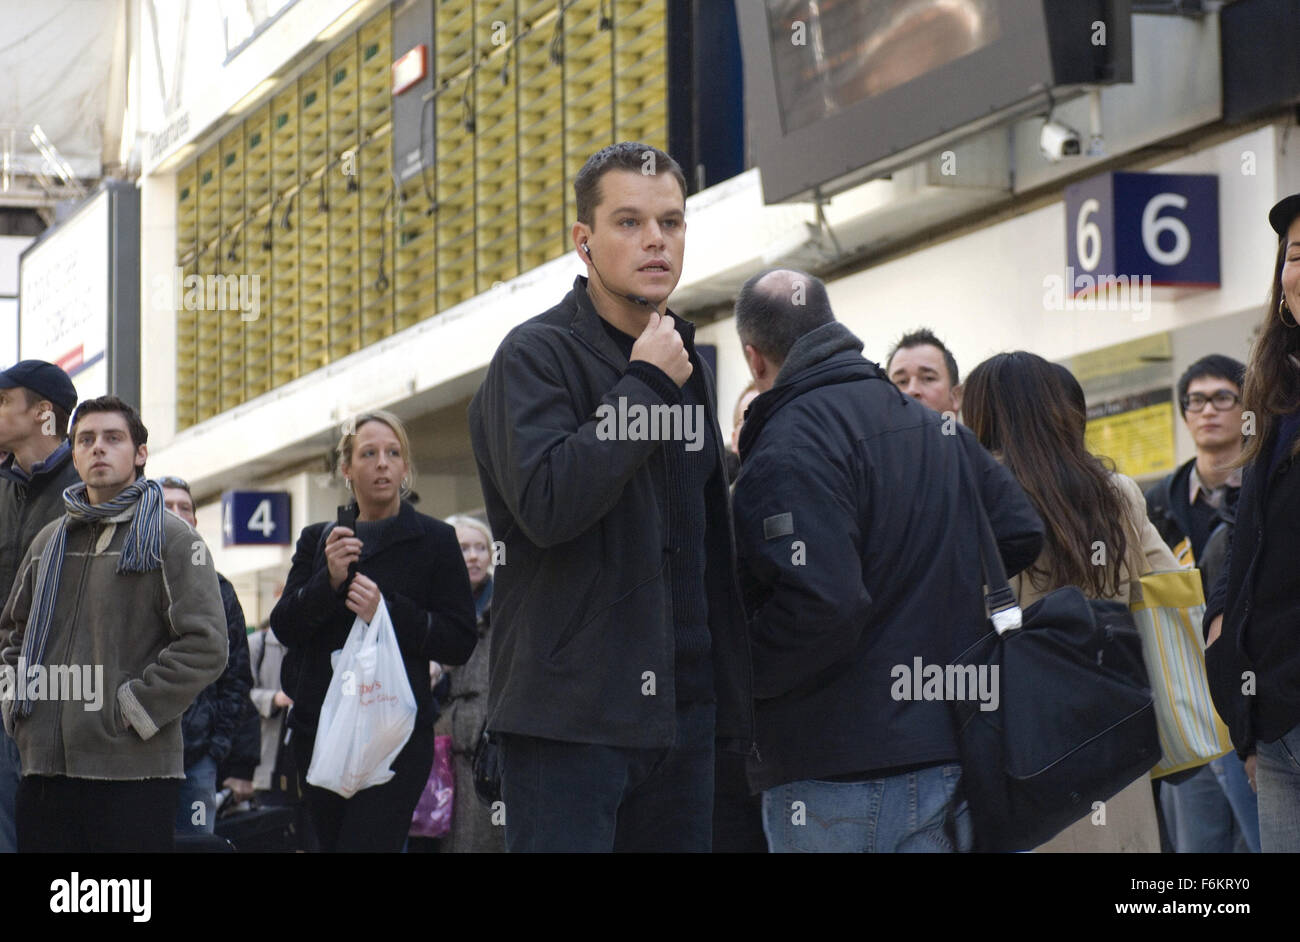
[549,0,565,65]
[374,185,395,292]
[419,95,438,215]
[263,197,278,250]
[461,82,475,134]
[281,190,295,230]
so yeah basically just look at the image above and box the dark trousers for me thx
[295,724,434,852]
[17,775,181,852]
[713,749,768,853]
[500,701,715,853]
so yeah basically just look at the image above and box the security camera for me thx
[1040,119,1082,161]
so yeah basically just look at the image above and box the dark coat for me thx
[733,322,1045,791]
[438,578,505,853]
[467,276,754,751]
[181,573,252,767]
[1144,457,1238,591]
[1204,426,1300,758]
[271,501,478,745]
[0,443,80,599]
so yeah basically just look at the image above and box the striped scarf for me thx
[16,478,166,718]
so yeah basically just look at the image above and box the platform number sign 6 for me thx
[1064,172,1219,288]
[1140,193,1191,267]
[1076,198,1103,271]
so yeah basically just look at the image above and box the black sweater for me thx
[601,318,715,703]
[271,501,478,745]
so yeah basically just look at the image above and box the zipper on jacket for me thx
[47,523,98,772]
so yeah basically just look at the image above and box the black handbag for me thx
[471,727,503,806]
[951,453,1160,852]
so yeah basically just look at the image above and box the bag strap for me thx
[955,437,1023,636]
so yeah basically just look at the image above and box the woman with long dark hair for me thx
[963,351,1179,852]
[271,411,477,852]
[1203,195,1300,852]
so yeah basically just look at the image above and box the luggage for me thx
[951,446,1160,852]
[214,803,300,853]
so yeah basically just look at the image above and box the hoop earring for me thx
[344,477,353,491]
[401,476,409,491]
[1281,297,1299,329]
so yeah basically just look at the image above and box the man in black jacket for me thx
[161,476,253,835]
[0,360,78,854]
[731,269,1044,853]
[1142,355,1258,853]
[468,142,753,852]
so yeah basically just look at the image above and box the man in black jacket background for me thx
[0,360,79,854]
[1143,354,1258,853]
[731,269,1044,853]
[161,476,253,836]
[469,142,753,852]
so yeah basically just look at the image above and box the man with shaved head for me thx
[731,268,1043,853]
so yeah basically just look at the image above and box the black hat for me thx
[0,360,78,414]
[1269,193,1300,237]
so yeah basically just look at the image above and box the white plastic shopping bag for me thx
[306,596,417,798]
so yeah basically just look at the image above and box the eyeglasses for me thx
[1182,391,1240,413]
[157,475,191,492]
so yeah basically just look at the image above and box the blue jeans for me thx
[1161,755,1260,852]
[500,701,715,852]
[0,730,19,853]
[175,755,218,835]
[1255,722,1300,853]
[762,763,973,853]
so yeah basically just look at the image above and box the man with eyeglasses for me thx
[1146,355,1246,573]
[1144,354,1259,855]
[160,475,254,838]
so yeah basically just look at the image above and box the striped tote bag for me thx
[1131,569,1233,778]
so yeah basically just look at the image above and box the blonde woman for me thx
[271,411,477,852]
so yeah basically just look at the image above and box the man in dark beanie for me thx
[0,396,226,852]
[0,359,79,853]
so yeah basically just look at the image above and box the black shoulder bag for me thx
[950,449,1160,852]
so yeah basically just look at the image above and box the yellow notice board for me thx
[1085,389,1176,479]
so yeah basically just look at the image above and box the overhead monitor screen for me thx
[766,0,1002,134]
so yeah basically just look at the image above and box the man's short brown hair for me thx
[71,396,149,451]
[574,142,687,227]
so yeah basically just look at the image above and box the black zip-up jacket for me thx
[1144,457,1238,574]
[0,443,80,599]
[181,573,252,767]
[271,501,478,745]
[1204,428,1300,759]
[467,276,755,752]
[733,322,1044,791]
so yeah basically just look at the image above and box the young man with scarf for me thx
[0,396,227,852]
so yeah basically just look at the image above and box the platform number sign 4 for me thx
[1064,172,1220,289]
[247,499,276,538]
[221,491,292,547]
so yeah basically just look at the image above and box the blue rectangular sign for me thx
[1064,171,1220,290]
[222,491,292,546]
